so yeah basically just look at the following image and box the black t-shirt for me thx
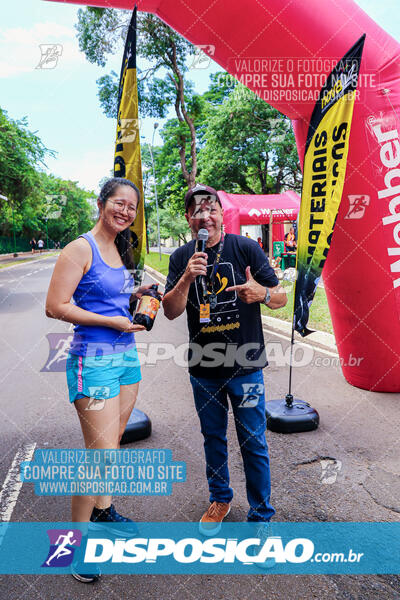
[165,233,279,379]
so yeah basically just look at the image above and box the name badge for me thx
[199,303,210,323]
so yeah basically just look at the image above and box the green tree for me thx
[76,8,200,188]
[198,84,302,195]
[141,73,301,215]
[138,73,234,214]
[38,173,96,246]
[0,107,98,249]
[148,205,189,246]
[0,107,54,211]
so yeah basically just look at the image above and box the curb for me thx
[0,251,31,259]
[261,314,337,353]
[0,249,56,259]
[145,264,167,284]
[0,253,59,272]
[144,264,337,354]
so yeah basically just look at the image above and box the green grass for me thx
[144,252,333,334]
[144,251,170,276]
[261,280,333,334]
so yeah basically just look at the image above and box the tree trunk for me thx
[167,44,197,189]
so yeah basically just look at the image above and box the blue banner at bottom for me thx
[0,522,398,574]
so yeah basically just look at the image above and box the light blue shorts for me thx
[66,346,142,403]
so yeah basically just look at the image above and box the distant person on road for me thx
[257,237,264,250]
[46,177,153,583]
[163,184,287,535]
[30,238,36,254]
[284,227,297,253]
[37,238,44,253]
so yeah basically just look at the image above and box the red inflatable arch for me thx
[52,0,400,392]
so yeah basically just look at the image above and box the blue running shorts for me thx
[66,346,142,403]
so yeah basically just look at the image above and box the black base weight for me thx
[266,396,319,434]
[120,408,152,445]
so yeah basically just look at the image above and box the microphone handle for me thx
[196,240,208,300]
[196,239,206,253]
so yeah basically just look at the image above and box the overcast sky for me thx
[1,0,398,194]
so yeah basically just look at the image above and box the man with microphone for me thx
[163,184,287,534]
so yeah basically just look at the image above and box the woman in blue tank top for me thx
[46,178,152,582]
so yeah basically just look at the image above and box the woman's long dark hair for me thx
[98,177,140,271]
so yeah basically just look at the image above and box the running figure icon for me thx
[46,531,77,566]
[45,335,73,371]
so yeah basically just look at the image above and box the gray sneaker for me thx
[71,563,101,583]
[248,522,276,569]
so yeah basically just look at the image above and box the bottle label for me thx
[137,295,160,320]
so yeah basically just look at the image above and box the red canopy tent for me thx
[219,190,300,258]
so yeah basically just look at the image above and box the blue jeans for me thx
[190,369,275,522]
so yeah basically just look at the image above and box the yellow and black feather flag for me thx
[293,34,365,336]
[114,6,145,285]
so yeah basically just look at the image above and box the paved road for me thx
[0,255,399,599]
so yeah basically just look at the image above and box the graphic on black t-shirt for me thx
[195,262,237,312]
[165,234,279,378]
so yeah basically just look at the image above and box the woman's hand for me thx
[134,284,153,299]
[133,284,164,301]
[107,316,145,332]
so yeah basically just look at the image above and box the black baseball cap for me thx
[184,184,222,212]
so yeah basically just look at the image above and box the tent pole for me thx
[269,211,273,262]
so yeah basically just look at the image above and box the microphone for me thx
[196,228,209,299]
[196,228,209,253]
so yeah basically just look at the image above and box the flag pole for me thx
[286,320,295,407]
[116,4,152,444]
[265,34,365,433]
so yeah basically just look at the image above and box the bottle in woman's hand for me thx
[133,284,162,331]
